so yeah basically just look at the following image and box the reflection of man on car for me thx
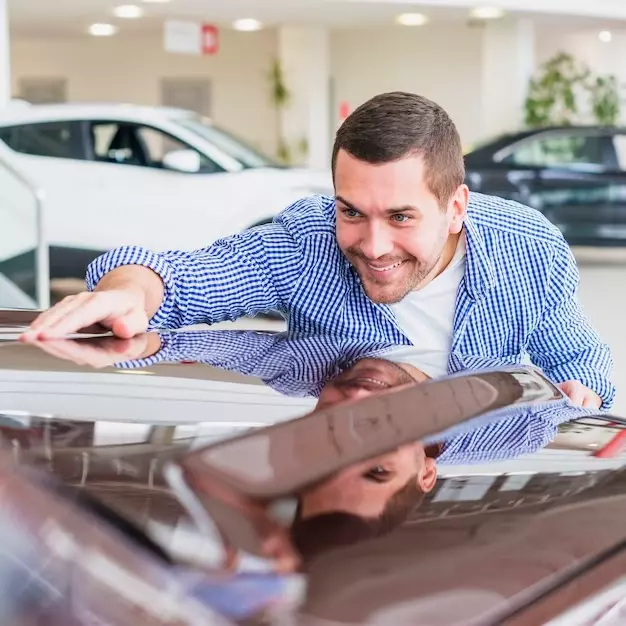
[290,358,436,566]
[173,353,599,573]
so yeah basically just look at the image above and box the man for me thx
[22,92,613,408]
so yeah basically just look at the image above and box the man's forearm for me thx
[93,265,165,321]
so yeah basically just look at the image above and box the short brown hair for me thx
[290,479,424,566]
[332,91,465,206]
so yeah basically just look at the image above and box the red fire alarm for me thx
[339,101,351,121]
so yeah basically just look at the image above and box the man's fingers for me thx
[35,340,123,368]
[35,296,115,339]
[110,308,148,339]
[21,295,85,340]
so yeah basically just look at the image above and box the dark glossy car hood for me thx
[1,309,626,625]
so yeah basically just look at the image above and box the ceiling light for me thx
[599,30,612,43]
[396,13,429,27]
[470,6,506,20]
[141,0,172,3]
[232,18,263,32]
[88,23,118,37]
[113,4,145,18]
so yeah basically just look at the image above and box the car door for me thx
[83,120,244,253]
[0,120,98,251]
[500,130,626,246]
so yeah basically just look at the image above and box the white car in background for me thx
[0,102,333,299]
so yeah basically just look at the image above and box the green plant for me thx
[268,59,291,109]
[525,52,590,127]
[268,59,292,164]
[267,59,312,166]
[524,51,622,128]
[590,75,621,126]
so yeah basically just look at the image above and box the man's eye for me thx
[342,208,360,218]
[391,214,410,223]
[363,466,393,483]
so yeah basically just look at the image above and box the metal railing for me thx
[0,144,49,310]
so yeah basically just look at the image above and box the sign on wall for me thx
[164,20,220,55]
[202,24,219,55]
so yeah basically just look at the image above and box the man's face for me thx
[299,444,431,519]
[334,149,466,304]
[307,357,437,518]
[316,357,429,410]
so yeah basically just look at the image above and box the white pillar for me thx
[480,18,535,139]
[277,27,331,171]
[0,0,9,107]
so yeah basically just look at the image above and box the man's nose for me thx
[360,224,394,260]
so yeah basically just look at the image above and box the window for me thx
[174,115,278,169]
[89,121,221,173]
[503,133,607,168]
[1,122,85,160]
[612,135,626,170]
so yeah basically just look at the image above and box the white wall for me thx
[330,24,485,148]
[10,30,280,156]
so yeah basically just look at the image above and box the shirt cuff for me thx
[85,246,176,329]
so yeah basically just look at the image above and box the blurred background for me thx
[0,0,625,408]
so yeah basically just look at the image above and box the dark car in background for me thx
[465,125,626,246]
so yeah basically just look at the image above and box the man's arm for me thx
[527,237,615,409]
[87,224,304,329]
[22,223,306,340]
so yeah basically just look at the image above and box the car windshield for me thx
[174,114,279,169]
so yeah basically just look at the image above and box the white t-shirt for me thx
[386,234,466,379]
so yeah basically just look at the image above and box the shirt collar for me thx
[462,213,496,300]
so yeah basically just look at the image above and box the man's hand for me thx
[20,289,149,342]
[20,265,165,342]
[559,380,602,409]
[26,333,162,369]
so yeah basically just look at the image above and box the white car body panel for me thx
[0,102,334,261]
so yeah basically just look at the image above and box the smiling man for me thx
[22,92,614,408]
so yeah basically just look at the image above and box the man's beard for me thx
[346,250,441,305]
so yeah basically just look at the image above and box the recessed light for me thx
[470,6,506,20]
[88,23,118,37]
[599,30,612,43]
[396,13,429,27]
[232,18,263,32]
[113,4,145,19]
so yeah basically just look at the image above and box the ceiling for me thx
[8,0,625,37]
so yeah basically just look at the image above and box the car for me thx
[464,125,626,247]
[1,309,626,625]
[0,102,333,301]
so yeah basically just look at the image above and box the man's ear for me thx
[448,184,469,235]
[417,457,438,493]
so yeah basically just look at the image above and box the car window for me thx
[0,127,12,146]
[0,122,86,160]
[503,133,606,168]
[89,121,222,173]
[612,135,626,170]
[175,114,278,169]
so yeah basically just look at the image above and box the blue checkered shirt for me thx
[115,329,600,466]
[88,192,615,408]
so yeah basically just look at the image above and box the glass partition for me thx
[0,142,48,310]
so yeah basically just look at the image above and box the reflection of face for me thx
[300,444,429,519]
[316,357,429,410]
[305,357,437,519]
[334,150,466,304]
